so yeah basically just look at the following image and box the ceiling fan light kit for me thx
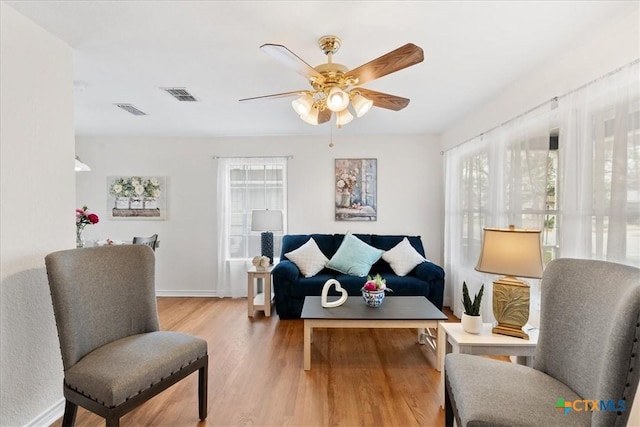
[240,35,424,128]
[292,94,314,116]
[336,108,354,127]
[351,93,374,118]
[300,106,320,125]
[326,87,350,112]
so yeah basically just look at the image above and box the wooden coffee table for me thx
[301,296,447,370]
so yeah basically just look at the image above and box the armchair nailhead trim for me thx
[620,313,640,413]
[65,354,207,409]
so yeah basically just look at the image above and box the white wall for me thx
[0,3,75,426]
[441,4,639,151]
[75,134,443,295]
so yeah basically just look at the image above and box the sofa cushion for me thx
[382,237,427,276]
[326,234,384,277]
[371,235,426,273]
[285,237,329,277]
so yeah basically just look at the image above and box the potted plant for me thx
[361,274,392,307]
[461,282,484,334]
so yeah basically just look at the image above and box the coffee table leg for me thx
[304,320,311,371]
[436,324,446,372]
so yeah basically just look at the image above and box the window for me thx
[543,131,559,264]
[226,158,287,259]
[588,100,640,264]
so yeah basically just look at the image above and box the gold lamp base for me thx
[492,276,530,340]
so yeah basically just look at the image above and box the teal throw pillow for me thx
[326,234,385,277]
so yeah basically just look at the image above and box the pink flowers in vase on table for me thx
[361,274,392,308]
[361,273,392,293]
[75,206,99,248]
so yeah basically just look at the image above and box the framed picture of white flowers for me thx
[107,176,167,219]
[335,159,377,221]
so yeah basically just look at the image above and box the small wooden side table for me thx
[247,266,274,317]
[437,322,538,372]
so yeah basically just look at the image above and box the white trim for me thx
[155,290,219,297]
[25,398,65,427]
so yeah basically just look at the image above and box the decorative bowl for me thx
[362,290,385,307]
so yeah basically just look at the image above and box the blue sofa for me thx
[272,234,445,319]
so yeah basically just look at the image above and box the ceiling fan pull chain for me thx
[329,121,334,148]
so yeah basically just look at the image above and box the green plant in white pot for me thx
[461,282,484,334]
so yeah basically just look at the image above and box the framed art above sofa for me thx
[335,158,377,221]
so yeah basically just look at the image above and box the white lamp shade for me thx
[351,94,373,117]
[292,94,314,116]
[300,106,320,125]
[335,108,354,127]
[475,227,543,279]
[326,87,349,112]
[251,210,283,232]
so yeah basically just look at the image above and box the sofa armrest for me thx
[272,260,301,282]
[413,261,445,310]
[413,261,444,282]
[272,260,304,319]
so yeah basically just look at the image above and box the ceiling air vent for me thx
[114,103,147,116]
[161,87,198,102]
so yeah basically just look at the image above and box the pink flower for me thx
[363,282,377,291]
[360,274,392,293]
[76,206,99,229]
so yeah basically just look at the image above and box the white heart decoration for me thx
[321,279,348,308]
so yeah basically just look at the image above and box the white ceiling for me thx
[6,0,636,138]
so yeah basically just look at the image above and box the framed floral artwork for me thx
[335,159,377,221]
[107,176,167,219]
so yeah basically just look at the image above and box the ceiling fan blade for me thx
[260,44,325,81]
[347,43,424,86]
[356,88,410,111]
[318,109,331,124]
[239,90,307,102]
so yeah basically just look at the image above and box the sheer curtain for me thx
[557,61,639,266]
[444,60,640,324]
[444,106,551,324]
[215,157,288,297]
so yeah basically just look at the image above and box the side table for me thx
[247,266,274,317]
[437,322,538,407]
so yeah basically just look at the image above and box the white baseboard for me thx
[26,398,64,427]
[155,290,218,297]
[443,296,451,308]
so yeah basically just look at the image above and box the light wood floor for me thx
[52,297,457,427]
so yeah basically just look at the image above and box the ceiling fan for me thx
[239,35,424,127]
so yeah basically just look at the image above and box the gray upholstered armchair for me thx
[45,245,208,427]
[445,258,639,427]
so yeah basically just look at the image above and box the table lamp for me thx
[251,209,283,265]
[475,225,543,340]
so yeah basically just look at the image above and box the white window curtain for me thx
[445,60,639,324]
[215,157,288,297]
[444,106,551,324]
[556,61,639,266]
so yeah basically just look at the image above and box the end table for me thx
[247,266,274,317]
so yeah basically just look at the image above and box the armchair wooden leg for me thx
[61,400,78,427]
[105,414,119,427]
[198,359,208,420]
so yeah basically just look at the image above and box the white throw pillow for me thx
[285,238,329,277]
[382,237,427,276]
